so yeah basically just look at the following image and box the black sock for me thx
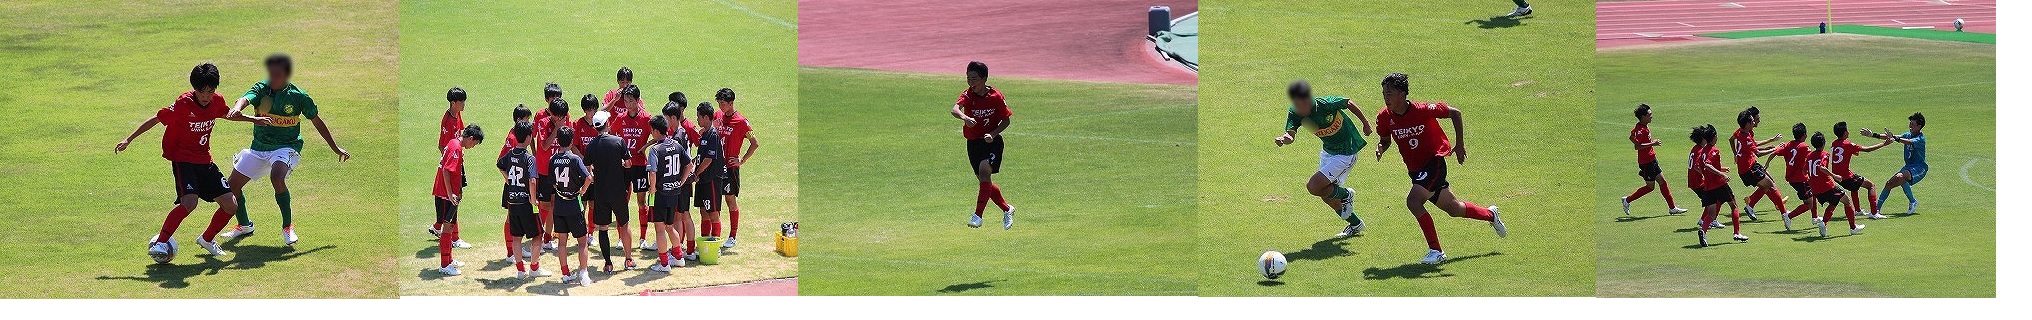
[597,229,612,265]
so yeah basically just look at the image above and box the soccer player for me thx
[1506,1,1533,17]
[1864,113,1927,215]
[571,94,602,237]
[435,125,483,276]
[670,92,703,147]
[216,53,352,246]
[950,61,1016,230]
[1830,122,1894,220]
[1369,73,1506,265]
[116,62,263,261]
[582,111,636,272]
[1621,104,1687,216]
[1773,123,1817,230]
[1806,132,1863,237]
[713,88,759,248]
[1272,80,1373,237]
[1728,107,1786,222]
[426,87,468,248]
[498,104,534,262]
[498,121,547,278]
[695,102,727,258]
[1686,125,1745,247]
[608,85,657,253]
[549,127,595,286]
[645,113,693,272]
[533,92,571,253]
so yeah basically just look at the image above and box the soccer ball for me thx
[149,238,178,264]
[1954,18,1965,32]
[1259,251,1288,280]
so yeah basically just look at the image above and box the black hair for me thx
[1634,103,1651,119]
[966,61,988,78]
[623,85,641,100]
[1689,125,1707,144]
[697,102,716,119]
[447,87,467,102]
[555,126,575,146]
[1834,121,1850,138]
[579,93,599,111]
[1790,123,1807,141]
[263,52,293,75]
[512,104,532,120]
[544,82,563,99]
[189,63,220,90]
[662,101,684,117]
[669,91,687,105]
[1909,112,1926,127]
[617,67,633,81]
[511,121,533,144]
[1810,131,1826,149]
[1381,73,1410,93]
[715,87,735,102]
[1287,80,1312,100]
[548,99,570,118]
[461,124,485,142]
[649,115,669,135]
[1736,106,1759,127]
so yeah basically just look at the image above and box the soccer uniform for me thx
[1807,150,1843,203]
[1692,146,1734,207]
[160,91,234,203]
[1631,124,1661,181]
[499,148,540,238]
[1285,96,1369,184]
[433,139,465,224]
[958,87,1012,174]
[1775,141,1812,199]
[646,136,692,222]
[717,110,754,196]
[1730,128,1770,187]
[1896,132,1929,185]
[584,133,632,226]
[550,153,591,238]
[615,111,654,193]
[233,80,318,179]
[1830,139,1868,191]
[1375,101,1455,193]
[531,115,566,202]
[694,130,726,211]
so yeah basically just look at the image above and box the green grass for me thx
[0,1,398,298]
[397,0,797,296]
[1595,35,1995,297]
[1197,0,1597,297]
[797,68,1198,296]
[1702,25,1996,44]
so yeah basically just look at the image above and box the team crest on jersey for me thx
[1312,113,1343,137]
[188,120,214,132]
[971,109,995,118]
[258,100,302,127]
[1391,124,1426,139]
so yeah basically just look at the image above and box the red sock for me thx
[1626,185,1654,202]
[1766,188,1788,212]
[638,207,650,241]
[432,222,443,232]
[155,206,194,243]
[1700,209,1716,231]
[1730,207,1742,234]
[729,210,741,239]
[504,220,516,258]
[1844,205,1857,229]
[1866,191,1881,213]
[1658,180,1679,207]
[1744,188,1764,208]
[1414,213,1443,251]
[987,183,1011,211]
[974,182,990,218]
[1458,201,1494,221]
[1786,202,1813,219]
[201,207,235,242]
[439,229,454,268]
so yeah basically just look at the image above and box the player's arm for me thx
[1857,139,1894,152]
[984,116,1010,143]
[438,156,459,203]
[115,115,161,153]
[1374,134,1391,161]
[309,116,350,161]
[735,133,759,167]
[1348,103,1374,136]
[1442,106,1468,164]
[1756,135,1783,146]
[224,91,271,125]
[1701,161,1728,180]
[950,103,977,127]
[1276,110,1300,147]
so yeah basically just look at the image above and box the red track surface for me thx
[1597,0,1995,48]
[798,0,1198,85]
[641,278,797,296]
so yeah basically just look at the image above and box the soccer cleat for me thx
[1741,208,1758,221]
[639,239,654,251]
[1620,197,1631,215]
[967,215,983,228]
[438,266,461,276]
[1782,211,1794,230]
[1419,250,1448,265]
[685,252,699,262]
[195,236,226,256]
[672,257,687,267]
[449,260,465,268]
[1507,6,1532,17]
[723,237,738,249]
[578,269,593,286]
[529,269,552,277]
[1814,218,1827,237]
[1003,206,1017,230]
[560,271,580,285]
[148,241,173,264]
[1336,222,1365,238]
[542,242,557,252]
[1489,207,1507,238]
[1867,213,1888,220]
[1697,230,1708,248]
[1851,225,1866,235]
[603,263,614,274]
[1733,233,1749,242]
[220,225,255,239]
[1708,220,1726,229]
[650,264,671,273]
[1668,207,1688,215]
[424,227,439,239]
[516,271,529,279]
[1907,202,1918,215]
[624,259,638,271]
[452,239,472,249]
[282,226,298,246]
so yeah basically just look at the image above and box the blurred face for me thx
[1909,119,1921,131]
[717,99,733,112]
[1290,97,1313,117]
[1748,115,1760,128]
[460,136,478,149]
[266,65,290,87]
[1639,113,1651,123]
[617,79,632,89]
[1382,87,1408,111]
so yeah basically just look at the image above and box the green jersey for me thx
[241,80,320,152]
[1286,96,1368,155]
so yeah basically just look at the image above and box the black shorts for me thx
[1788,182,1811,200]
[434,198,458,224]
[1814,188,1846,204]
[1839,174,1867,191]
[967,138,1005,174]
[1697,186,1735,207]
[1636,161,1663,181]
[629,166,650,193]
[694,178,722,211]
[590,191,629,226]
[650,206,677,223]
[551,199,588,238]
[722,167,742,196]
[535,174,556,202]
[1409,157,1451,194]
[1738,164,1769,187]
[171,162,230,203]
[507,203,540,238]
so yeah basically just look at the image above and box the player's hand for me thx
[1375,147,1385,161]
[1773,134,1784,141]
[1273,133,1293,147]
[960,116,978,127]
[1361,124,1374,136]
[449,194,461,205]
[333,147,351,162]
[249,116,273,126]
[729,157,744,167]
[115,139,131,153]
[1455,146,1468,164]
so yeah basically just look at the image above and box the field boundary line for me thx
[1003,132,1195,146]
[803,253,1198,285]
[709,0,796,30]
[1205,6,1590,25]
[1960,158,1993,191]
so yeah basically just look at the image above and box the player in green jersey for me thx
[216,53,352,246]
[1273,80,1374,238]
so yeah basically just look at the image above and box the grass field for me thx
[797,68,1198,296]
[0,1,398,298]
[1595,35,1995,297]
[397,0,798,296]
[1196,0,1597,296]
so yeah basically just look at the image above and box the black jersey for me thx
[697,129,726,181]
[584,133,632,196]
[549,152,590,200]
[646,137,690,206]
[497,148,537,206]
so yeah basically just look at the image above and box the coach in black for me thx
[582,111,635,272]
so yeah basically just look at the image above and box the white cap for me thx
[590,111,612,128]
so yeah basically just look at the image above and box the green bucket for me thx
[696,236,723,265]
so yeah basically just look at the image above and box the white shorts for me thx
[1318,151,1355,185]
[233,148,301,179]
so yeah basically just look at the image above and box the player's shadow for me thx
[1361,252,1501,280]
[1256,280,1287,287]
[1792,233,1857,242]
[935,280,1003,294]
[618,268,671,287]
[1681,240,1746,249]
[475,275,537,292]
[1284,238,1357,262]
[95,244,334,289]
[1613,215,1671,223]
[523,279,574,296]
[1465,15,1530,29]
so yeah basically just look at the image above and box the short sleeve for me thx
[298,92,318,118]
[1284,106,1302,131]
[496,154,511,172]
[645,148,661,172]
[241,82,266,103]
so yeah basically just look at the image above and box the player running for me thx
[1728,107,1785,222]
[549,127,595,286]
[1369,73,1506,265]
[1621,104,1688,216]
[216,53,352,246]
[645,112,694,272]
[1863,113,1927,216]
[116,63,265,261]
[1272,80,1373,237]
[435,125,483,276]
[950,61,1016,230]
[498,121,547,278]
[1686,125,1746,247]
[1505,0,1533,17]
[1829,122,1894,220]
[1773,123,1816,230]
[427,87,469,248]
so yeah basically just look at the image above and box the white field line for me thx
[1959,158,1993,191]
[709,0,795,30]
[1002,132,1194,146]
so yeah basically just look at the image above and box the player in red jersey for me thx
[435,125,484,276]
[1621,104,1687,216]
[571,94,603,235]
[604,85,649,255]
[117,63,268,262]
[713,87,760,249]
[531,84,569,254]
[951,61,1016,230]
[1686,125,1746,247]
[1804,132,1863,237]
[1369,73,1505,265]
[1729,107,1786,221]
[429,88,470,248]
[1829,122,1893,220]
[495,104,535,263]
[1771,123,1818,230]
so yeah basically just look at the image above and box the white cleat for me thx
[1336,222,1366,238]
[529,269,552,277]
[1814,218,1827,237]
[438,266,462,276]
[452,239,473,249]
[147,241,173,263]
[542,242,557,252]
[1867,213,1888,220]
[578,269,592,286]
[516,271,529,279]
[560,271,580,285]
[650,264,671,273]
[967,215,983,228]
[722,237,737,249]
[425,227,440,239]
[1489,207,1507,238]
[220,225,255,239]
[1782,210,1794,230]
[639,239,654,251]
[1668,207,1688,215]
[282,226,299,246]
[1697,230,1708,248]
[1733,233,1749,242]
[672,257,688,267]
[450,260,466,268]
[1851,225,1866,235]
[1907,202,1918,215]
[1507,6,1533,17]
[1420,250,1448,265]
[1620,197,1632,215]
[1003,206,1016,230]
[195,236,227,256]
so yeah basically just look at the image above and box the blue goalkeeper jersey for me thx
[1899,132,1927,167]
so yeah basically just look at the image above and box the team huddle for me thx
[1274,73,1507,265]
[120,54,352,264]
[1621,105,1930,247]
[430,67,759,286]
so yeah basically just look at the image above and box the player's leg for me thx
[222,167,258,238]
[1507,0,1533,16]
[1858,176,1882,215]
[1623,179,1654,215]
[1430,186,1498,225]
[1405,185,1447,264]
[1879,170,1909,213]
[1758,176,1788,213]
[679,207,697,260]
[612,198,634,269]
[1840,191,1862,233]
[1657,177,1682,213]
[724,168,742,245]
[968,158,994,227]
[268,161,298,245]
[197,191,240,255]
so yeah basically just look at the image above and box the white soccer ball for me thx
[1954,18,1965,32]
[1259,251,1288,280]
[149,238,179,264]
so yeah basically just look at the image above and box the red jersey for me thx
[156,91,231,163]
[1830,139,1864,177]
[439,110,463,149]
[717,110,754,168]
[433,139,465,198]
[1630,124,1657,163]
[1807,150,1836,193]
[1776,141,1811,183]
[681,118,701,147]
[572,117,599,154]
[531,115,566,173]
[1375,101,1454,171]
[956,87,1012,139]
[1684,145,1709,190]
[613,111,653,166]
[1705,147,1727,189]
[1729,128,1758,171]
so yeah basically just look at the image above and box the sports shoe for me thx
[195,236,226,256]
[561,271,580,285]
[722,237,738,249]
[1003,206,1017,230]
[1741,208,1758,220]
[1489,207,1507,238]
[1814,218,1827,237]
[1620,197,1632,215]
[1733,233,1749,242]
[1419,250,1448,265]
[516,271,529,279]
[450,260,466,268]
[967,215,983,228]
[1669,207,1688,215]
[438,266,461,276]
[1507,6,1532,17]
[1709,220,1726,229]
[1697,229,1708,248]
[529,269,552,277]
[624,259,638,271]
[1782,210,1794,230]
[650,264,671,273]
[578,269,592,286]
[282,226,298,246]
[1850,225,1866,235]
[1336,222,1365,238]
[542,242,557,252]
[452,239,472,249]
[672,257,688,267]
[1867,213,1888,220]
[1907,202,1917,215]
[685,252,699,261]
[220,225,255,239]
[147,241,173,263]
[639,239,654,251]
[603,263,614,273]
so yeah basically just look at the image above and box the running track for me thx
[1598,0,1995,48]
[799,0,1198,85]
